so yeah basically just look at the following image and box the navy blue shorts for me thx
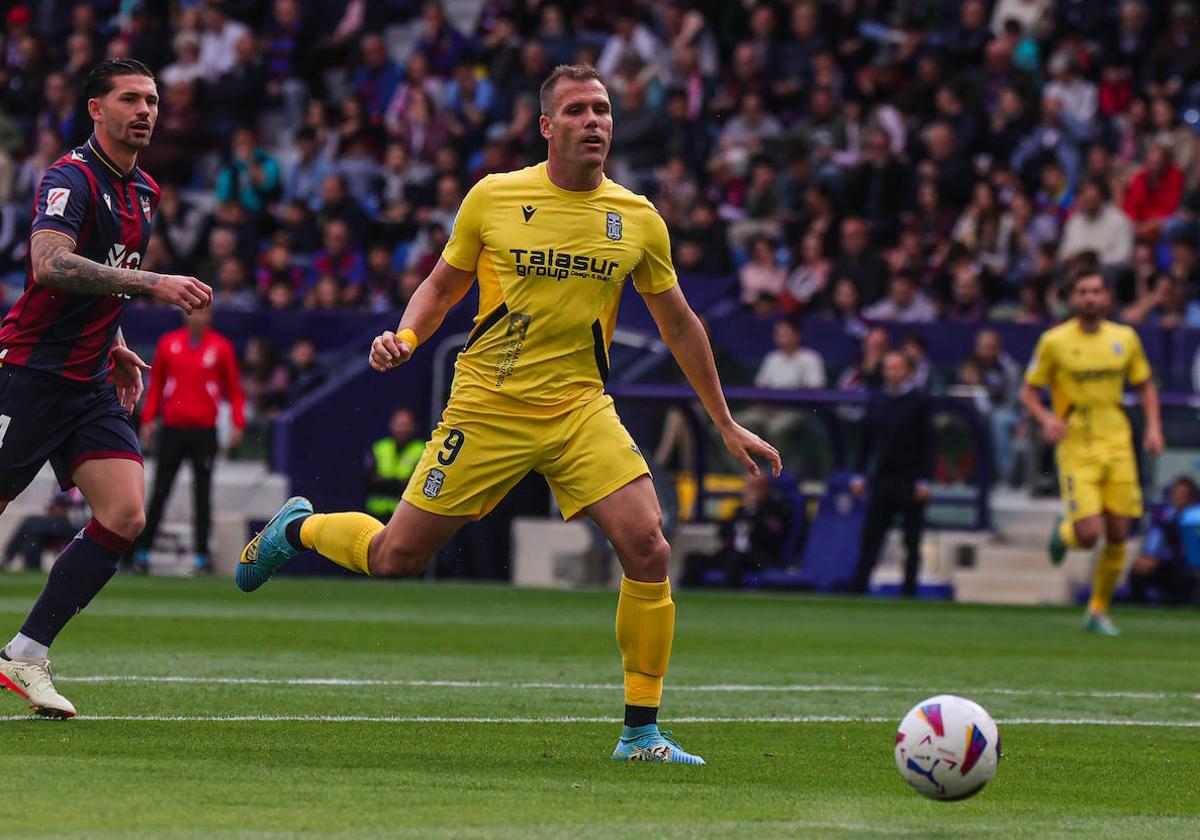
[0,364,142,501]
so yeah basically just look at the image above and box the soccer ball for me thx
[894,694,1000,801]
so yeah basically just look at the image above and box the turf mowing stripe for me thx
[3,714,1200,726]
[58,674,1200,701]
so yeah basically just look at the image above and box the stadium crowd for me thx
[1,0,1199,456]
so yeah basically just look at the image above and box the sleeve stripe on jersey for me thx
[29,229,78,248]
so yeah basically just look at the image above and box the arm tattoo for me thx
[30,233,159,297]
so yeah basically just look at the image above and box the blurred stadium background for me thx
[2,0,1200,607]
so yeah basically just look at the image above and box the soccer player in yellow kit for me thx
[237,65,781,763]
[1019,269,1163,636]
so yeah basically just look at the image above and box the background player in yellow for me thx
[1019,269,1163,636]
[237,64,782,763]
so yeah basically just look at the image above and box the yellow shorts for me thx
[401,389,650,520]
[1057,445,1142,522]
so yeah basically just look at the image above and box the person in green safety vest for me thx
[364,408,425,521]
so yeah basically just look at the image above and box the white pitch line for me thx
[57,674,1200,702]
[2,714,1200,727]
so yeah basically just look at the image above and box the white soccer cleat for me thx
[0,655,77,718]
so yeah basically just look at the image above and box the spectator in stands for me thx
[900,334,936,392]
[1044,51,1098,129]
[12,128,62,205]
[414,0,470,77]
[850,350,934,597]
[1122,273,1200,328]
[945,260,988,323]
[1059,178,1135,269]
[160,31,205,89]
[137,307,245,576]
[215,127,281,217]
[780,232,831,315]
[242,337,288,420]
[316,173,370,243]
[255,236,305,297]
[311,219,367,305]
[972,329,1022,485]
[920,121,973,211]
[1167,235,1200,289]
[1034,159,1075,227]
[863,273,938,323]
[213,257,258,311]
[198,1,251,83]
[2,489,87,573]
[952,181,1007,279]
[151,185,203,270]
[211,33,267,137]
[282,127,336,210]
[364,407,426,522]
[139,77,204,187]
[285,337,325,404]
[1011,95,1086,188]
[832,218,890,306]
[1150,96,1195,185]
[738,235,786,307]
[1129,476,1200,605]
[845,128,910,246]
[736,319,826,474]
[683,472,792,588]
[352,33,400,125]
[824,277,868,339]
[1124,142,1185,242]
[838,327,889,394]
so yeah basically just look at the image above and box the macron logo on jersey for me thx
[46,188,71,217]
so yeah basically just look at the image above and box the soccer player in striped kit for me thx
[0,60,212,718]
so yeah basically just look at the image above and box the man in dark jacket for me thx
[850,350,934,596]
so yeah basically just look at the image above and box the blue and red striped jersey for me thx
[0,134,160,383]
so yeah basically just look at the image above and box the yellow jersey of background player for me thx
[1019,269,1163,636]
[238,64,782,763]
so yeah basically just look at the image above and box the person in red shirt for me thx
[1123,142,1184,243]
[134,307,245,574]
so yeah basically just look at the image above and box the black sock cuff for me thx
[624,704,658,728]
[284,515,311,552]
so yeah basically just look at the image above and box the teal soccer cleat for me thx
[612,725,706,764]
[236,496,312,592]
[1083,611,1121,637]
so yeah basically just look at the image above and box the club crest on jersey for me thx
[46,188,71,217]
[605,211,622,241]
[423,468,446,498]
[103,193,112,211]
[1112,342,1123,356]
[140,196,152,222]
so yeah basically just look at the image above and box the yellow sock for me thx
[615,576,675,708]
[1088,542,1126,614]
[1058,518,1081,549]
[299,512,382,576]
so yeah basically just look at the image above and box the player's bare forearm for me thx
[1018,383,1052,425]
[1136,379,1163,453]
[371,259,476,370]
[31,232,157,296]
[1136,379,1161,429]
[644,286,734,431]
[397,258,477,342]
[31,232,212,311]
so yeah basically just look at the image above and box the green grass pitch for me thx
[2,574,1198,838]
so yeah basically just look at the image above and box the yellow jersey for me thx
[440,163,677,410]
[1024,319,1151,452]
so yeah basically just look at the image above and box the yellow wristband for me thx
[396,328,419,350]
